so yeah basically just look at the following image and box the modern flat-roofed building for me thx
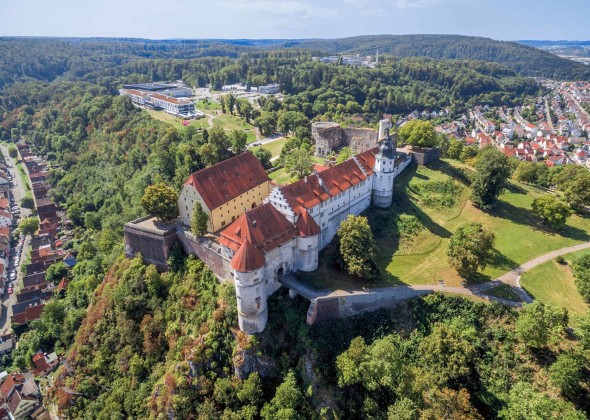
[122,82,192,97]
[148,93,196,117]
[257,83,280,94]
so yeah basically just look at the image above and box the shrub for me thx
[416,179,461,209]
[397,214,424,237]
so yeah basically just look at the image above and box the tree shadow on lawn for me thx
[433,160,473,186]
[489,248,519,272]
[504,182,527,195]
[485,200,590,242]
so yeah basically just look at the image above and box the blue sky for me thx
[1,0,589,40]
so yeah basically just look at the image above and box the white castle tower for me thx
[372,129,397,208]
[230,240,268,334]
[295,209,320,272]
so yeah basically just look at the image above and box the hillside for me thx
[282,34,590,80]
[1,34,589,90]
[47,255,590,418]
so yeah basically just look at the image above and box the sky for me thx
[1,0,589,41]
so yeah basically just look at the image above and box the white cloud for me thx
[392,0,444,9]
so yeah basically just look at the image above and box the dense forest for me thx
[1,34,589,90]
[43,255,590,418]
[0,38,589,418]
[284,35,590,80]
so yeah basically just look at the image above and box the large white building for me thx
[183,130,411,334]
[119,89,200,118]
[257,83,280,94]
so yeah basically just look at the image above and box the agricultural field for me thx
[521,250,589,315]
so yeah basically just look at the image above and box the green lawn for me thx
[195,99,221,112]
[299,159,590,291]
[269,167,293,185]
[147,110,210,130]
[520,250,589,315]
[148,106,258,143]
[251,137,288,159]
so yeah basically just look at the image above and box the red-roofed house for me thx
[31,351,59,377]
[179,152,272,232]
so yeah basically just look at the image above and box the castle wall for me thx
[343,128,378,154]
[312,123,378,157]
[260,240,297,296]
[124,216,179,271]
[313,124,345,157]
[409,147,441,166]
[176,228,232,281]
[306,287,432,325]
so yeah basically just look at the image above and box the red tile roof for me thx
[149,92,190,105]
[0,226,9,237]
[230,239,266,272]
[219,203,296,254]
[185,152,269,211]
[280,154,372,215]
[0,373,25,400]
[295,209,320,237]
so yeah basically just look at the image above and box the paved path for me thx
[287,241,590,310]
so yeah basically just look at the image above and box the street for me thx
[0,143,33,334]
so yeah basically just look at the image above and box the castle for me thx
[312,119,392,157]
[125,122,412,334]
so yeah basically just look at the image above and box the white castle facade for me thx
[223,130,410,333]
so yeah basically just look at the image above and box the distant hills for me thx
[266,35,590,80]
[1,34,590,89]
[518,40,590,59]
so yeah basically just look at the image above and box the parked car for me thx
[8,283,13,289]
[7,288,13,294]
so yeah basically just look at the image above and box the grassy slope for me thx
[383,161,590,287]
[521,250,589,315]
[301,159,590,291]
[251,137,288,159]
[148,99,258,143]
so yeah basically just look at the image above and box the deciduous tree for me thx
[253,148,272,170]
[284,147,313,179]
[515,301,568,348]
[18,217,39,236]
[447,222,495,279]
[470,147,511,209]
[572,253,590,303]
[531,194,571,230]
[140,183,179,221]
[398,120,437,148]
[337,215,379,278]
